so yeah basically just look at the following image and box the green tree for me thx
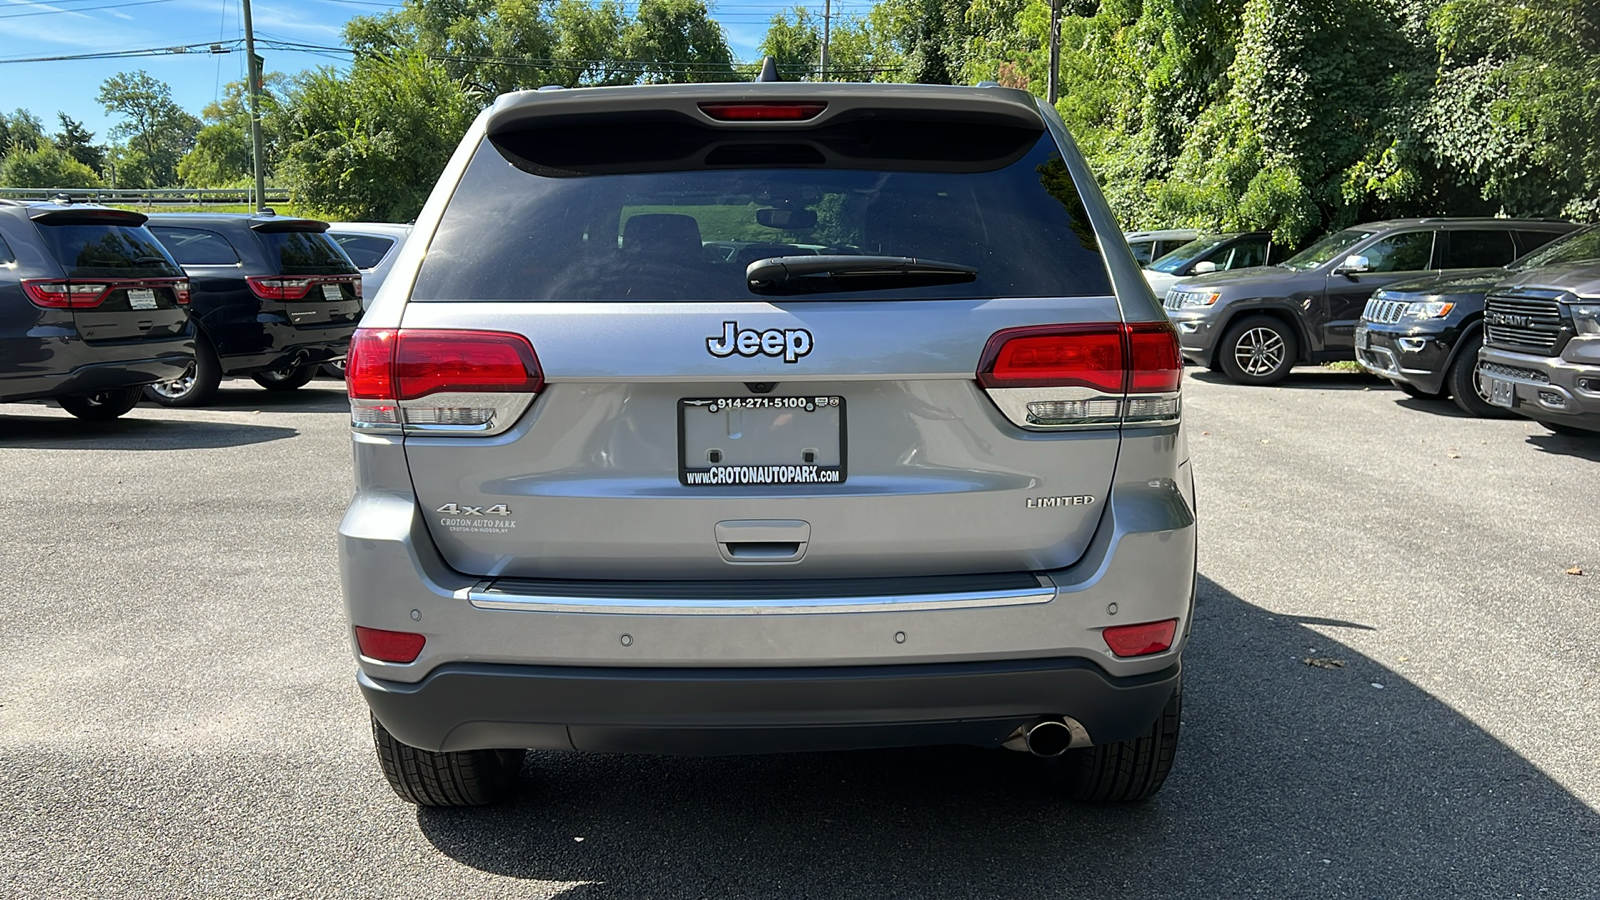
[0,109,47,155]
[54,113,105,175]
[275,51,479,221]
[96,71,201,187]
[622,0,736,83]
[177,75,285,188]
[0,141,104,189]
[760,7,821,78]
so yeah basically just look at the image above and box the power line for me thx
[0,0,179,18]
[0,40,238,63]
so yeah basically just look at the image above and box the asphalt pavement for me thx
[1,370,1596,898]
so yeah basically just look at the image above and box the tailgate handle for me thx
[716,520,809,564]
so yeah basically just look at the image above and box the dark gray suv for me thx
[1165,218,1575,384]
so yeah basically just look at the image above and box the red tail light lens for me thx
[978,325,1125,392]
[22,279,111,309]
[347,328,398,400]
[354,626,425,663]
[172,280,191,305]
[394,330,542,400]
[699,101,827,121]
[1103,619,1178,657]
[1127,322,1182,393]
[246,276,316,300]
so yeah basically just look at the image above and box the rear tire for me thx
[321,359,347,379]
[371,713,525,807]
[145,336,222,408]
[252,362,318,391]
[1046,681,1181,802]
[57,386,142,421]
[1447,335,1513,418]
[1218,315,1297,385]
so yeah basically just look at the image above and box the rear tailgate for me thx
[359,86,1175,580]
[249,222,362,327]
[27,208,189,344]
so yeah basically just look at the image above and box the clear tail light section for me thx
[347,328,543,435]
[978,321,1181,429]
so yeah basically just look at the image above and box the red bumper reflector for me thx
[354,626,426,663]
[698,101,827,121]
[1102,619,1178,657]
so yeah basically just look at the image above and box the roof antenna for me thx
[756,56,781,82]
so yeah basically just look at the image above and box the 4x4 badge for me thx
[707,321,813,364]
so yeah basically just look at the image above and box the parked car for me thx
[143,214,363,406]
[1354,224,1596,416]
[1125,228,1199,266]
[1164,218,1576,384]
[341,81,1195,807]
[0,199,193,420]
[1143,232,1293,298]
[1478,229,1600,435]
[321,222,411,376]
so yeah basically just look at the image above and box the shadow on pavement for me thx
[1188,369,1386,391]
[1391,395,1475,418]
[0,414,298,450]
[139,382,353,414]
[1525,430,1600,462]
[415,575,1600,898]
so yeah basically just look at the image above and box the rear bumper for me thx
[0,342,194,404]
[1479,344,1600,431]
[216,316,355,375]
[360,656,1182,754]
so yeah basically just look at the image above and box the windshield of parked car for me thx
[1279,229,1374,271]
[1148,234,1233,273]
[411,122,1111,302]
[1507,225,1600,271]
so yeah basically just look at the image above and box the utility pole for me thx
[241,0,267,213]
[819,0,831,81]
[1047,0,1062,104]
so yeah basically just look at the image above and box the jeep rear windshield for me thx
[255,230,359,276]
[411,119,1110,302]
[35,223,181,279]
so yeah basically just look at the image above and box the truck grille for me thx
[1483,291,1566,354]
[1362,297,1408,324]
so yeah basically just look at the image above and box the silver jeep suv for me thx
[339,81,1197,806]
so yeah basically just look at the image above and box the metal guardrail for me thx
[0,187,291,204]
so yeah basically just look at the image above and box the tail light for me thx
[699,101,827,121]
[354,626,426,664]
[173,280,191,305]
[247,276,316,300]
[347,328,543,435]
[1103,619,1178,657]
[22,279,111,309]
[978,321,1181,429]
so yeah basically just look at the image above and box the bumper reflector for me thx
[355,626,426,663]
[1103,619,1178,657]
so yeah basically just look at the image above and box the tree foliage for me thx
[0,141,104,189]
[0,109,47,156]
[54,114,105,175]
[177,75,286,188]
[95,71,201,188]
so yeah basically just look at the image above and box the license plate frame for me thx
[678,396,847,487]
[1354,326,1369,350]
[1488,376,1516,409]
[321,283,344,302]
[127,288,157,310]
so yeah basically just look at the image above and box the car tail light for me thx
[171,280,191,305]
[699,101,827,121]
[347,328,542,435]
[246,276,317,300]
[354,626,426,663]
[977,321,1182,429]
[22,279,111,309]
[1102,619,1178,657]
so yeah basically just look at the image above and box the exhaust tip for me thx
[1024,720,1073,757]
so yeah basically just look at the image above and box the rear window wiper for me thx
[746,255,977,296]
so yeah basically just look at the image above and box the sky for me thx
[0,0,876,142]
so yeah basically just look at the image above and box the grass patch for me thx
[1322,360,1365,373]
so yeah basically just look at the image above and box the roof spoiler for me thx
[28,207,148,227]
[249,218,331,234]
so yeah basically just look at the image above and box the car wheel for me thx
[144,336,222,408]
[371,713,525,807]
[1045,680,1181,802]
[1392,380,1443,400]
[1543,421,1596,437]
[1218,315,1298,385]
[252,362,319,391]
[57,386,143,421]
[321,359,347,379]
[1447,335,1514,418]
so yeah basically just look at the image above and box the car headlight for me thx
[1167,290,1220,308]
[1571,302,1600,335]
[1404,301,1455,319]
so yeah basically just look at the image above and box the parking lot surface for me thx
[2,371,1597,898]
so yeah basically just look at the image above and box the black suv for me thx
[1164,218,1577,384]
[1355,224,1598,416]
[1479,229,1600,435]
[144,214,362,406]
[0,199,192,420]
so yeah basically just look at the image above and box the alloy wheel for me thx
[1233,327,1286,376]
